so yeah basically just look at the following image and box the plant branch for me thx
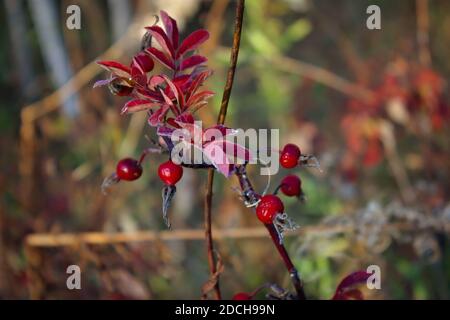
[203,0,245,300]
[234,164,306,299]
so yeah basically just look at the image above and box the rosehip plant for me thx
[95,5,369,300]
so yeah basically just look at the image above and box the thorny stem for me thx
[203,0,245,300]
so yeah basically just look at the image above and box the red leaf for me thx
[145,26,175,58]
[160,10,179,49]
[177,29,209,58]
[172,75,191,91]
[186,71,210,101]
[148,75,165,90]
[131,52,154,74]
[97,61,131,78]
[189,101,209,114]
[146,47,175,70]
[180,55,207,71]
[121,99,159,115]
[162,75,181,107]
[332,271,371,300]
[203,142,234,177]
[175,113,194,124]
[166,118,182,129]
[135,87,163,101]
[148,105,170,127]
[187,90,215,107]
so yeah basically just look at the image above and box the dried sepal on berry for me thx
[273,212,299,244]
[161,185,177,229]
[101,172,120,195]
[299,154,322,171]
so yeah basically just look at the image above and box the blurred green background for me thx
[0,0,449,299]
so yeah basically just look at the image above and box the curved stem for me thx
[203,0,245,300]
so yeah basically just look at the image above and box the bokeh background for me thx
[1,0,449,299]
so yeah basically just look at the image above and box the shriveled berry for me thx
[232,292,252,300]
[158,160,183,186]
[108,78,133,96]
[280,143,301,169]
[116,158,143,181]
[280,175,302,197]
[256,195,284,224]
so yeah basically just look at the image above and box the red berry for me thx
[256,195,284,224]
[280,144,301,168]
[232,292,252,300]
[280,175,302,197]
[158,160,183,186]
[116,158,143,181]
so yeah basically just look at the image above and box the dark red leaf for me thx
[180,55,207,71]
[146,47,175,70]
[97,61,131,78]
[172,74,191,91]
[148,75,165,90]
[166,117,182,129]
[148,105,170,127]
[187,90,214,107]
[186,71,209,101]
[145,26,175,58]
[121,99,159,115]
[160,10,179,49]
[332,271,371,300]
[162,75,180,105]
[177,29,210,58]
[129,72,147,87]
[131,52,154,74]
[175,113,194,124]
[336,271,371,292]
[135,87,162,101]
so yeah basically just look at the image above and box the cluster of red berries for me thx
[254,143,304,226]
[110,157,184,228]
[115,158,183,186]
[112,144,305,229]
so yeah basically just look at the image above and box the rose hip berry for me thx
[232,292,252,300]
[158,160,183,186]
[116,158,143,181]
[256,195,285,224]
[280,175,302,197]
[280,143,301,169]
